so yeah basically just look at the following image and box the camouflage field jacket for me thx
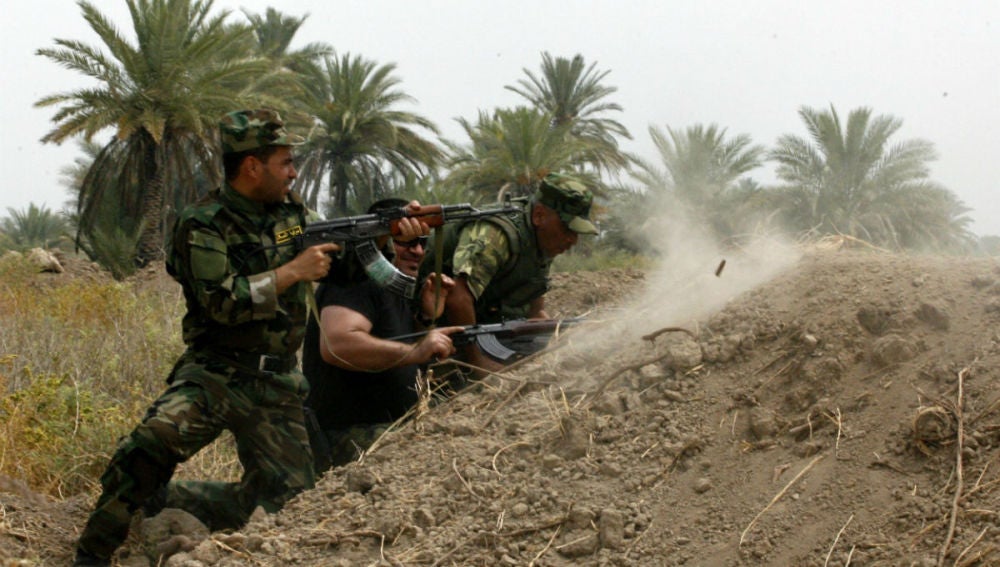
[166,184,319,358]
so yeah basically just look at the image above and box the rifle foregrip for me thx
[388,214,445,234]
[413,204,444,215]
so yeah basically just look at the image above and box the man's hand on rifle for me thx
[440,275,507,375]
[411,326,464,363]
[379,201,430,248]
[275,242,341,293]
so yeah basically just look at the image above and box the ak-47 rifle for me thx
[389,317,585,362]
[279,200,522,298]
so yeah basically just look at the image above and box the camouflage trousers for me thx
[76,352,315,560]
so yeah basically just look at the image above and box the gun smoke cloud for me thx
[552,202,801,372]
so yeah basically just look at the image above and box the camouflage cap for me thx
[219,109,304,155]
[536,172,598,235]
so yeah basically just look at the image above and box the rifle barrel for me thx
[386,318,582,344]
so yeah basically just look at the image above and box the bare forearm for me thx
[319,331,418,370]
[445,278,478,326]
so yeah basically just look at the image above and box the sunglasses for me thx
[393,236,429,250]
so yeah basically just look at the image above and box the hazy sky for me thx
[3,1,998,235]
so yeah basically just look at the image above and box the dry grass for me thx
[0,256,241,499]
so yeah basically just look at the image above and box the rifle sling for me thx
[430,224,444,328]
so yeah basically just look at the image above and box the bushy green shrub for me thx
[0,361,148,495]
[0,256,239,497]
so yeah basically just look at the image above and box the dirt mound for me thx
[4,251,1000,566]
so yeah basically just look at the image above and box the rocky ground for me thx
[3,245,1000,566]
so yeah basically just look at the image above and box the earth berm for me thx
[2,247,999,566]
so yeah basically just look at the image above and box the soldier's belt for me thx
[204,349,298,374]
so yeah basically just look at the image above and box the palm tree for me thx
[243,7,331,76]
[401,171,484,206]
[443,106,601,200]
[768,105,973,251]
[633,123,764,240]
[869,181,975,251]
[36,0,273,265]
[54,138,144,275]
[597,183,650,253]
[0,204,71,252]
[293,53,443,216]
[980,235,1000,256]
[58,138,103,215]
[506,53,632,174]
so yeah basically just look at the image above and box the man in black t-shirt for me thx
[302,200,462,472]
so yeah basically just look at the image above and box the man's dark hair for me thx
[222,145,282,181]
[367,197,410,259]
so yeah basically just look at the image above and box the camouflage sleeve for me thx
[452,221,512,299]
[172,222,279,325]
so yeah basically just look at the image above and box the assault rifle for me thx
[283,200,521,298]
[389,317,585,362]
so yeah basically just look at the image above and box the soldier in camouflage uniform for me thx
[73,110,340,566]
[420,172,598,373]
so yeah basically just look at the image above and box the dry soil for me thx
[3,247,1000,566]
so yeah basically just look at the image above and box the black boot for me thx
[142,483,168,518]
[72,548,111,567]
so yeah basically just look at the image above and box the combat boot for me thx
[142,484,168,518]
[72,548,111,567]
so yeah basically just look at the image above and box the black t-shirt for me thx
[302,280,418,430]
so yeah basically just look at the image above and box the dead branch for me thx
[823,513,853,567]
[964,477,1000,500]
[969,394,1000,425]
[740,454,824,546]
[210,537,254,561]
[788,412,821,439]
[757,358,799,391]
[641,326,696,343]
[954,527,989,567]
[937,362,975,567]
[431,539,467,567]
[528,526,561,567]
[555,532,594,551]
[870,455,910,476]
[830,408,843,454]
[592,351,672,396]
[491,441,533,476]
[623,515,652,560]
[588,326,700,397]
[752,349,796,376]
[452,457,482,501]
[497,516,567,538]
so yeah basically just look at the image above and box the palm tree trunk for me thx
[136,145,166,266]
[333,163,351,216]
